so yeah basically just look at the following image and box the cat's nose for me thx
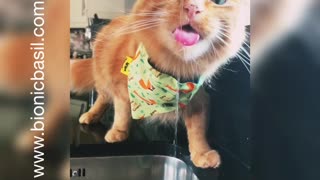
[184,3,204,19]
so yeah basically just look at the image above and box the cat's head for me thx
[131,0,249,63]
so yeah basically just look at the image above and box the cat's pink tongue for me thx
[174,28,200,46]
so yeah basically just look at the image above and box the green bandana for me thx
[121,44,205,119]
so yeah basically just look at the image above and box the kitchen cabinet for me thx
[70,0,134,28]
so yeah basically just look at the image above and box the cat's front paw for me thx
[191,150,221,168]
[79,112,99,124]
[105,128,128,143]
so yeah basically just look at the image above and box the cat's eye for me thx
[213,0,227,5]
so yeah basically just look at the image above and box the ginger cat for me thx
[71,0,249,168]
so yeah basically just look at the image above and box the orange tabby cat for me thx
[71,0,248,168]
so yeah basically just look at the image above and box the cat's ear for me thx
[242,0,250,26]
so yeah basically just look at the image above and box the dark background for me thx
[252,8,320,180]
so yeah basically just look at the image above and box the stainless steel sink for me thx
[71,155,199,180]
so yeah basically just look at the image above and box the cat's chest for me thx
[124,44,204,120]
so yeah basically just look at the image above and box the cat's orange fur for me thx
[71,0,248,168]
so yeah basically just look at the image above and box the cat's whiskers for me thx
[240,47,250,59]
[217,27,251,60]
[243,40,250,49]
[235,50,250,73]
[236,54,250,73]
[117,21,163,32]
[94,24,165,44]
[95,5,171,17]
[118,18,165,27]
[112,21,164,37]
[235,45,251,73]
[236,53,250,65]
[216,32,229,48]
[215,28,251,74]
[97,19,166,40]
[217,26,251,74]
[109,25,162,38]
[236,40,250,65]
[209,41,219,59]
